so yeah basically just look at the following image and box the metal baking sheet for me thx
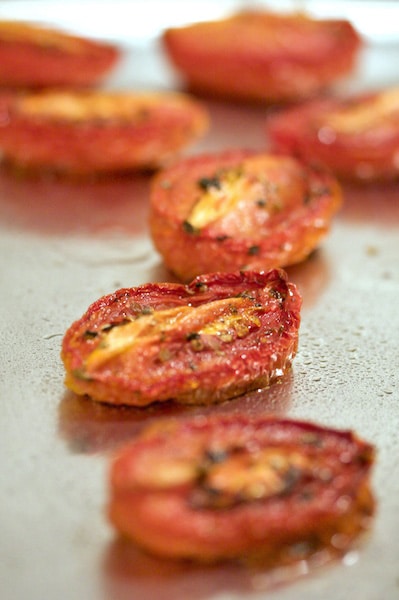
[1,2,398,599]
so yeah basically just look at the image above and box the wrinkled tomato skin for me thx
[0,21,119,88]
[0,90,209,175]
[163,10,361,104]
[108,413,375,563]
[61,269,301,406]
[266,91,399,182]
[149,149,342,281]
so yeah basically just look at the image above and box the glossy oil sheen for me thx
[0,2,398,600]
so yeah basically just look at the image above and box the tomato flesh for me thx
[0,90,209,175]
[0,20,119,87]
[150,149,342,281]
[108,413,375,563]
[61,269,301,406]
[163,10,362,103]
[266,88,399,181]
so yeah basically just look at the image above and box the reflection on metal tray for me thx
[0,2,398,600]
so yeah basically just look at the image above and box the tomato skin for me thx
[61,269,301,406]
[0,20,119,88]
[266,90,399,181]
[0,90,209,175]
[163,10,361,104]
[149,149,342,281]
[108,413,375,563]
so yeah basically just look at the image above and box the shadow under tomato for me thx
[143,259,182,285]
[209,374,294,418]
[339,181,399,226]
[101,528,347,600]
[57,391,194,454]
[149,238,332,307]
[58,378,293,455]
[0,164,153,236]
[102,537,256,600]
[286,249,331,310]
[190,98,270,154]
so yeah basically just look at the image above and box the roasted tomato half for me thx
[162,10,361,104]
[0,20,119,88]
[0,89,209,175]
[267,87,399,182]
[149,149,342,281]
[108,413,375,563]
[61,270,301,406]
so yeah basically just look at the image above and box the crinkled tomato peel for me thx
[61,269,301,406]
[149,149,342,281]
[0,20,119,88]
[0,90,209,175]
[108,413,375,564]
[163,10,362,103]
[266,88,399,181]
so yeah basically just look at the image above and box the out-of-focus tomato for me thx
[266,88,399,181]
[163,10,362,104]
[0,89,209,175]
[0,20,119,88]
[108,413,375,563]
[149,149,342,281]
[61,269,301,406]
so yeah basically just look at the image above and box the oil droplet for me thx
[342,550,359,567]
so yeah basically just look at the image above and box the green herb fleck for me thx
[183,220,200,235]
[248,245,260,256]
[72,368,93,381]
[198,176,221,191]
[186,332,201,341]
[83,330,98,340]
[269,288,284,300]
[194,282,209,292]
[236,291,256,300]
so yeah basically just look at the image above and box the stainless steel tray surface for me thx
[1,2,398,599]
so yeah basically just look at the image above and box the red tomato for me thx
[266,88,399,181]
[0,89,209,175]
[149,149,342,281]
[0,20,119,88]
[163,10,361,104]
[108,413,375,563]
[61,269,301,406]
